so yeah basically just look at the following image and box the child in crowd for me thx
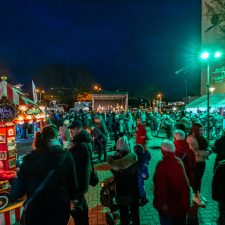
[134,144,151,206]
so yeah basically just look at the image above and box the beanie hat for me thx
[116,138,129,151]
[161,140,175,153]
[133,144,144,156]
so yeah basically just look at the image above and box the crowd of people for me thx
[6,108,225,225]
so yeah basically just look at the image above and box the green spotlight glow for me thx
[214,52,221,58]
[201,51,210,60]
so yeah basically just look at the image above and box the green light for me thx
[201,51,210,60]
[214,52,221,58]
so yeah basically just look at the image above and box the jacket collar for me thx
[107,152,137,171]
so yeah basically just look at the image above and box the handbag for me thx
[89,143,99,187]
[19,153,67,225]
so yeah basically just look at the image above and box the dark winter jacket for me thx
[69,129,92,197]
[107,152,139,206]
[94,122,107,135]
[212,160,225,203]
[212,136,225,171]
[10,146,77,225]
[174,140,196,187]
[92,127,108,146]
[214,114,224,128]
[153,153,190,216]
[136,151,151,175]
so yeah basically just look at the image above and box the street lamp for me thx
[36,89,45,101]
[209,87,215,94]
[158,94,162,112]
[200,51,222,139]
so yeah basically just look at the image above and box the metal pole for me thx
[160,96,161,113]
[207,63,210,140]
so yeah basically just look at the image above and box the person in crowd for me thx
[86,126,108,163]
[187,123,212,207]
[135,109,142,119]
[118,119,127,138]
[153,112,161,137]
[141,112,146,124]
[113,115,120,150]
[207,112,214,140]
[174,129,196,187]
[106,113,113,132]
[59,120,70,149]
[164,115,174,140]
[58,113,65,130]
[107,138,140,225]
[149,111,155,130]
[153,140,190,225]
[68,120,92,225]
[35,121,41,132]
[212,128,225,172]
[0,161,16,181]
[212,159,225,224]
[10,125,78,225]
[119,110,126,121]
[176,111,191,137]
[125,114,134,140]
[20,121,28,139]
[134,144,151,206]
[50,112,59,129]
[213,111,224,138]
[83,113,91,129]
[94,116,107,135]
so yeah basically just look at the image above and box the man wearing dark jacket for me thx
[212,160,225,224]
[68,120,92,225]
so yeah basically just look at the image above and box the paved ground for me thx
[15,132,219,225]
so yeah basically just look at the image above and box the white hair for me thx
[161,139,175,152]
[173,129,185,140]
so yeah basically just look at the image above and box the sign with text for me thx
[0,106,16,122]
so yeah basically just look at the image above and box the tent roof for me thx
[74,102,89,110]
[0,79,36,105]
[185,93,225,109]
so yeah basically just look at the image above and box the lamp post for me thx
[158,94,162,112]
[36,90,45,101]
[94,86,101,92]
[201,51,222,139]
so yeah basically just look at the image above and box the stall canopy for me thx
[185,93,225,109]
[70,102,89,111]
[0,78,36,105]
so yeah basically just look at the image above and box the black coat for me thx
[212,136,225,171]
[69,129,92,198]
[212,160,225,203]
[107,152,139,206]
[10,146,77,225]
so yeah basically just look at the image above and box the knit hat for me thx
[116,138,129,151]
[133,144,144,156]
[161,139,175,152]
[68,120,83,129]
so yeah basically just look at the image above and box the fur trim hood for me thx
[107,152,137,171]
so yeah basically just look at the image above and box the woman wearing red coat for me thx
[153,140,190,225]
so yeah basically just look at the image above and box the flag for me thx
[32,80,37,103]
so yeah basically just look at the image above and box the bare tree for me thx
[137,83,159,104]
[0,58,17,84]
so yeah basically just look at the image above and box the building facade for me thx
[201,0,225,95]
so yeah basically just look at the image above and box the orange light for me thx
[42,91,45,93]
[36,89,39,92]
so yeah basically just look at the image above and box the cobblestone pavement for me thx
[67,133,219,225]
[15,132,219,225]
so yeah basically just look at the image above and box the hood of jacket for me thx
[174,140,190,154]
[72,129,92,144]
[107,152,137,171]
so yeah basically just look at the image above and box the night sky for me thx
[0,0,202,101]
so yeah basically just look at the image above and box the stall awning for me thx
[0,79,36,105]
[185,93,225,109]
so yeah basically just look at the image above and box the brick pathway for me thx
[15,132,219,225]
[67,133,219,225]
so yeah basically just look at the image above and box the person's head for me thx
[189,123,203,138]
[174,129,185,141]
[33,124,60,150]
[64,120,70,127]
[116,137,129,151]
[68,120,83,138]
[0,161,3,169]
[161,139,175,156]
[136,118,141,125]
[133,144,144,157]
[94,116,101,123]
[86,126,93,134]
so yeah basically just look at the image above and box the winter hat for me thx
[116,137,129,151]
[161,139,175,152]
[133,144,144,156]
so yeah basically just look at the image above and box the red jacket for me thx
[153,153,190,216]
[174,140,196,187]
[0,169,16,181]
[136,124,146,151]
